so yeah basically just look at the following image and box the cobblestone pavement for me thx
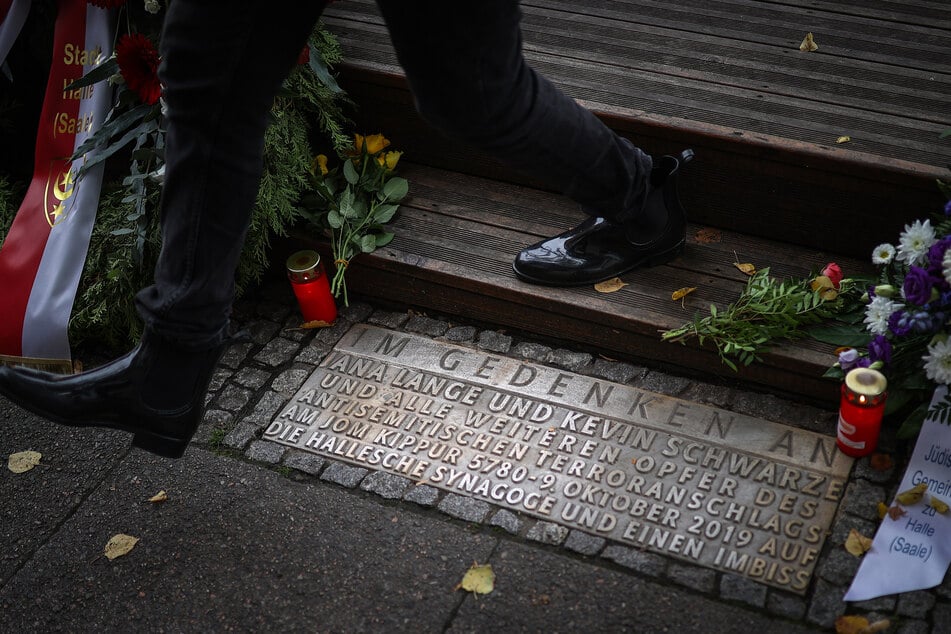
[2,279,951,633]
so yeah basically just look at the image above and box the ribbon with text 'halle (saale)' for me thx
[0,0,112,371]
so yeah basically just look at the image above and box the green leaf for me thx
[307,54,343,94]
[360,234,377,253]
[375,232,395,247]
[343,160,359,185]
[807,324,872,347]
[65,58,119,91]
[373,203,399,224]
[339,188,357,218]
[382,177,409,202]
[327,209,343,228]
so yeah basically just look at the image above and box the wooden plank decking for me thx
[307,1,951,407]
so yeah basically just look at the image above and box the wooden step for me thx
[302,0,951,407]
[322,0,950,258]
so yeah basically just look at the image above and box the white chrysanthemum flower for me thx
[896,219,936,266]
[943,249,951,288]
[864,295,898,336]
[924,339,951,385]
[871,243,895,265]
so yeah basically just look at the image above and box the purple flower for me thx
[868,335,892,366]
[928,237,951,283]
[888,310,912,337]
[944,199,951,216]
[903,266,938,305]
[838,348,860,371]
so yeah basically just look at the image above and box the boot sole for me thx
[512,240,685,287]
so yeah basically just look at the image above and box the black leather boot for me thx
[0,330,235,458]
[512,149,694,286]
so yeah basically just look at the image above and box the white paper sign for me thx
[845,386,951,601]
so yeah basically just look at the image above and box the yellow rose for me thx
[354,133,390,155]
[376,150,402,171]
[310,154,329,176]
[810,275,838,301]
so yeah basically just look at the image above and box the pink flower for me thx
[822,262,843,289]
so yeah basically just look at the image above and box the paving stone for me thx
[488,509,522,535]
[590,358,641,383]
[296,340,332,365]
[208,366,233,393]
[897,590,937,618]
[563,530,605,556]
[477,330,512,353]
[338,301,373,324]
[219,342,252,369]
[666,562,716,594]
[896,619,931,634]
[320,462,369,488]
[271,365,311,395]
[246,319,282,344]
[368,310,409,329]
[215,385,253,412]
[817,548,861,586]
[853,453,897,483]
[525,522,568,546]
[233,367,271,390]
[222,421,261,450]
[719,574,767,608]
[282,450,326,475]
[806,580,847,628]
[601,545,666,577]
[849,595,896,613]
[312,320,353,345]
[932,602,951,634]
[636,371,693,396]
[255,300,292,322]
[680,381,734,408]
[246,391,290,424]
[829,514,878,546]
[194,409,235,444]
[438,493,490,523]
[766,592,807,620]
[841,480,887,521]
[403,483,440,507]
[444,325,477,342]
[246,440,286,464]
[512,341,552,362]
[406,314,449,337]
[254,337,302,367]
[549,349,592,372]
[279,316,310,341]
[360,471,411,500]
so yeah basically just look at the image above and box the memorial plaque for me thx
[267,325,852,594]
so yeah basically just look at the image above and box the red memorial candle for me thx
[286,250,337,324]
[836,367,888,457]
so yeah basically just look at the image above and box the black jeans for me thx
[137,0,652,349]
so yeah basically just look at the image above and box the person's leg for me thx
[375,0,692,286]
[0,0,327,458]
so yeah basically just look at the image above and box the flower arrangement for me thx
[820,184,951,438]
[300,133,408,307]
[0,0,352,348]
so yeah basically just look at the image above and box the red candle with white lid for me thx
[836,367,887,457]
[286,250,337,324]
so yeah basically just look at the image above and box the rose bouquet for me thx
[300,133,408,306]
[819,186,951,438]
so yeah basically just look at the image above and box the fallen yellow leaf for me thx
[835,615,869,634]
[148,490,168,503]
[104,534,139,560]
[836,136,851,144]
[896,482,928,506]
[876,502,888,520]
[301,319,333,329]
[800,32,818,52]
[694,228,721,244]
[844,529,872,556]
[7,450,42,474]
[930,496,949,514]
[594,277,628,293]
[887,504,906,520]
[734,262,756,276]
[671,287,697,301]
[455,562,495,595]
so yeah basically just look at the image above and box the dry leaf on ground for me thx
[301,319,333,329]
[800,32,818,52]
[148,490,168,503]
[869,453,894,472]
[844,529,872,556]
[734,262,756,276]
[835,615,890,634]
[896,482,928,506]
[7,450,42,474]
[455,562,495,595]
[104,534,139,560]
[694,228,721,244]
[671,287,697,301]
[594,277,628,293]
[876,502,888,520]
[887,504,907,520]
[836,136,851,144]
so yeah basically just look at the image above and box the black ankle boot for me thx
[512,149,694,286]
[0,330,234,458]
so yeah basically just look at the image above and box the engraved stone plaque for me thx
[267,325,852,593]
